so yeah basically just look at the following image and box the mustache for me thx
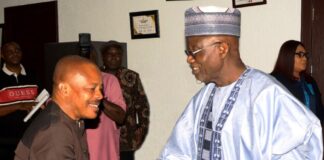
[89,100,101,106]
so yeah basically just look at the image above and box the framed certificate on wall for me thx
[233,0,266,8]
[129,10,160,39]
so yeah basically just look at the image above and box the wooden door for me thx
[2,1,58,89]
[301,0,324,103]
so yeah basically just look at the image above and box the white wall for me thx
[0,0,301,159]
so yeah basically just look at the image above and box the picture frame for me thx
[233,0,266,8]
[129,10,160,39]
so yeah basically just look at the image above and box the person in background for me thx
[159,6,323,159]
[14,55,103,160]
[85,47,127,160]
[0,42,40,160]
[101,41,150,160]
[271,40,324,123]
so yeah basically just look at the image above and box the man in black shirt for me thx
[0,42,40,160]
[15,55,103,160]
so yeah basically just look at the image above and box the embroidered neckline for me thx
[197,68,251,160]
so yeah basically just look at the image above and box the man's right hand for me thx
[0,102,37,117]
[18,102,38,112]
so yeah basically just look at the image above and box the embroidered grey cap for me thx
[185,6,241,37]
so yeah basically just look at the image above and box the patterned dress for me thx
[112,67,150,151]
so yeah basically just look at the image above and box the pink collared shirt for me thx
[86,72,126,160]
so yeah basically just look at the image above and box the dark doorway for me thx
[301,0,324,103]
[2,1,58,89]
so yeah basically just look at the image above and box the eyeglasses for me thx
[184,41,222,57]
[295,51,310,59]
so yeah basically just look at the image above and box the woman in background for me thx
[271,40,324,122]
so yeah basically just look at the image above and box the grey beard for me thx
[196,79,203,84]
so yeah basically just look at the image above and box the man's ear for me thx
[219,42,230,58]
[58,83,70,96]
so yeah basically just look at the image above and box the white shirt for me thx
[2,63,26,83]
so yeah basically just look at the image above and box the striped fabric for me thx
[185,6,241,37]
[197,69,251,160]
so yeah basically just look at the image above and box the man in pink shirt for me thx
[86,72,126,160]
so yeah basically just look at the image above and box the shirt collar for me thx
[2,63,26,77]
